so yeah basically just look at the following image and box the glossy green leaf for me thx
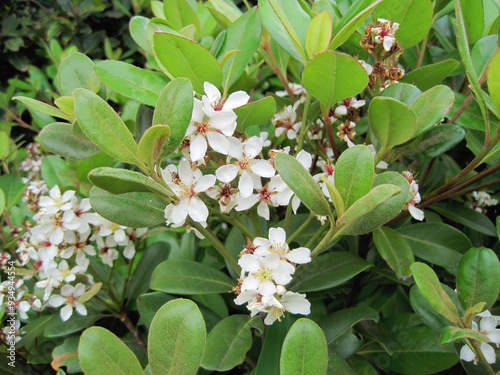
[378,83,422,107]
[204,0,242,29]
[88,167,172,197]
[51,337,80,373]
[79,327,143,375]
[89,187,166,227]
[0,188,5,216]
[374,227,414,280]
[369,97,416,148]
[306,11,332,59]
[289,252,373,292]
[374,0,433,48]
[38,123,101,160]
[439,326,489,345]
[57,52,95,96]
[153,32,222,93]
[0,174,26,211]
[41,155,74,188]
[258,0,310,65]
[44,307,104,338]
[54,96,75,119]
[457,247,500,311]
[163,0,200,36]
[320,305,379,345]
[275,153,331,216]
[234,96,276,131]
[95,60,169,106]
[201,315,263,371]
[336,184,402,236]
[137,125,171,167]
[334,145,374,208]
[410,262,461,324]
[280,319,328,375]
[130,16,152,55]
[137,292,175,328]
[12,96,72,122]
[409,85,455,136]
[398,223,471,269]
[153,77,194,157]
[218,8,261,92]
[16,315,52,348]
[74,89,141,166]
[431,202,497,237]
[458,0,484,45]
[329,0,384,51]
[148,299,206,375]
[399,59,460,91]
[471,35,498,79]
[150,259,235,294]
[303,51,368,110]
[487,48,500,111]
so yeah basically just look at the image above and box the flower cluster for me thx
[468,191,498,213]
[460,311,500,364]
[402,171,425,221]
[233,228,311,325]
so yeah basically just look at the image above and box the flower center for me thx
[254,267,273,282]
[238,158,252,171]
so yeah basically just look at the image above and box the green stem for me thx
[415,32,429,69]
[287,214,315,244]
[311,226,339,258]
[305,223,329,250]
[208,206,255,239]
[190,221,241,274]
[470,340,496,375]
[297,94,312,152]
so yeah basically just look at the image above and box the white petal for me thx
[235,195,259,211]
[244,136,263,159]
[383,36,395,51]
[206,132,230,154]
[408,205,425,221]
[281,292,310,315]
[169,201,189,225]
[204,82,221,101]
[194,174,216,193]
[257,202,270,220]
[179,160,194,186]
[285,247,311,264]
[239,254,261,273]
[60,304,73,321]
[258,280,276,296]
[480,342,496,364]
[73,283,86,297]
[460,345,476,362]
[251,160,275,178]
[188,197,209,223]
[74,302,87,316]
[50,227,64,245]
[239,171,255,198]
[216,164,239,183]
[268,227,286,245]
[296,150,312,169]
[224,91,250,109]
[48,295,66,308]
[60,284,75,297]
[190,134,208,162]
[227,137,243,159]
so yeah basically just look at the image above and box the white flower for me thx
[372,18,400,52]
[334,97,365,117]
[96,236,119,267]
[272,102,302,139]
[264,291,311,325]
[276,83,307,103]
[38,186,75,215]
[48,283,87,321]
[201,82,249,117]
[163,160,216,226]
[460,313,500,364]
[402,171,424,221]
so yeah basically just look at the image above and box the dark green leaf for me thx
[0,174,26,211]
[137,125,171,167]
[400,59,460,91]
[234,96,276,131]
[373,227,414,280]
[41,155,75,188]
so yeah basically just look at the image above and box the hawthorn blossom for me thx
[201,82,249,117]
[334,97,365,117]
[372,18,400,52]
[272,102,302,139]
[38,185,75,215]
[48,283,87,321]
[276,82,308,103]
[460,312,500,364]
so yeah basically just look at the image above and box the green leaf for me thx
[54,96,76,120]
[458,0,484,45]
[274,153,331,216]
[153,32,222,93]
[41,155,75,188]
[57,52,95,96]
[289,252,373,292]
[457,247,500,311]
[378,83,422,107]
[306,11,332,59]
[398,223,471,269]
[88,167,172,197]
[374,0,433,48]
[51,336,81,373]
[258,0,310,65]
[218,8,261,92]
[336,184,402,236]
[163,0,200,36]
[410,262,461,324]
[471,35,498,79]
[38,123,102,160]
[439,326,489,345]
[329,0,384,51]
[44,307,104,337]
[320,305,379,345]
[334,145,374,209]
[12,96,72,122]
[201,315,264,371]
[0,188,5,216]
[0,132,8,160]
[0,174,26,211]
[280,319,328,375]
[89,187,166,227]
[204,0,242,29]
[431,202,497,237]
[149,299,206,375]
[16,315,52,348]
[74,89,141,166]
[95,60,169,106]
[303,51,368,110]
[368,97,416,149]
[409,85,455,136]
[137,125,171,167]
[79,327,143,375]
[399,59,460,91]
[153,77,194,157]
[374,227,414,280]
[150,259,235,294]
[487,48,500,111]
[130,16,152,55]
[137,292,176,328]
[234,96,276,131]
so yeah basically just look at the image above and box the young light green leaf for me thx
[399,59,460,91]
[0,188,5,216]
[153,78,194,157]
[369,97,416,148]
[95,60,169,106]
[204,0,242,29]
[280,319,328,375]
[487,48,500,111]
[334,145,374,209]
[303,51,368,111]
[54,96,75,119]
[137,125,171,167]
[457,247,500,311]
[378,82,422,107]
[274,153,331,216]
[130,16,152,55]
[374,227,414,280]
[234,96,276,131]
[410,262,461,324]
[12,96,72,122]
[305,11,332,59]
[149,299,206,375]
[38,123,102,160]
[458,0,484,45]
[150,259,235,294]
[79,327,144,375]
[88,167,173,197]
[74,89,141,166]
[153,32,222,93]
[439,326,489,345]
[163,0,200,36]
[57,52,95,96]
